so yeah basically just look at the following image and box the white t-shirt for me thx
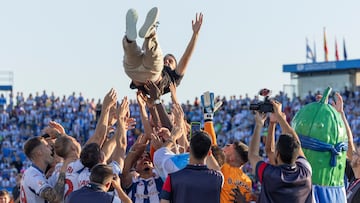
[153,147,189,181]
[48,159,84,201]
[20,165,51,203]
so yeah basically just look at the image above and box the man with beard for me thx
[20,136,74,203]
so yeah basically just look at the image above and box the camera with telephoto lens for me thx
[249,88,273,113]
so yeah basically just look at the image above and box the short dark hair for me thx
[233,141,249,163]
[276,134,300,164]
[80,143,102,169]
[24,137,44,160]
[190,131,211,160]
[90,164,113,185]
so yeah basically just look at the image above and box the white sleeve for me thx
[26,172,52,195]
[47,162,63,187]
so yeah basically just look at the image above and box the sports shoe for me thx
[139,7,159,38]
[126,8,138,41]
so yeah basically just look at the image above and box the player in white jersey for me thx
[66,164,131,203]
[48,134,83,201]
[20,136,74,203]
[76,143,105,188]
[78,160,122,187]
[48,159,85,199]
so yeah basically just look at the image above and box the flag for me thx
[343,38,348,60]
[313,41,317,62]
[335,38,339,61]
[324,28,329,62]
[306,38,314,62]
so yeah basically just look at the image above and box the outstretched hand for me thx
[316,92,344,113]
[331,92,344,113]
[42,121,65,139]
[192,13,203,34]
[254,111,267,126]
[129,135,147,155]
[103,88,118,109]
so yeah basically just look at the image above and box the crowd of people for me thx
[0,6,359,203]
[0,85,358,202]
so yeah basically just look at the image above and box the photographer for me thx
[248,100,313,202]
[65,164,131,203]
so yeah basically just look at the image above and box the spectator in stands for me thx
[12,173,21,203]
[160,131,224,203]
[123,7,203,95]
[10,155,22,173]
[248,100,313,202]
[66,164,131,203]
[0,94,6,110]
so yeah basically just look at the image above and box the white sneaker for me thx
[139,7,159,38]
[126,8,138,41]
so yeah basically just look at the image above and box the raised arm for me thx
[248,111,267,174]
[169,82,179,105]
[331,92,355,160]
[85,88,117,147]
[169,84,189,152]
[136,91,154,141]
[111,173,132,203]
[100,105,119,162]
[121,135,147,188]
[111,97,133,169]
[265,113,277,165]
[175,13,203,76]
[145,81,173,131]
[271,100,305,158]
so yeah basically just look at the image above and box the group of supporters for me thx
[9,82,357,203]
[0,5,360,203]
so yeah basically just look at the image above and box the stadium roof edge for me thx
[283,59,360,73]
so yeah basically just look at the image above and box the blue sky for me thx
[0,0,359,103]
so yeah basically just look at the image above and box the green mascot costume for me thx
[292,87,348,202]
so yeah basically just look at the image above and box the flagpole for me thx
[313,40,316,63]
[323,27,329,62]
[343,38,348,60]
